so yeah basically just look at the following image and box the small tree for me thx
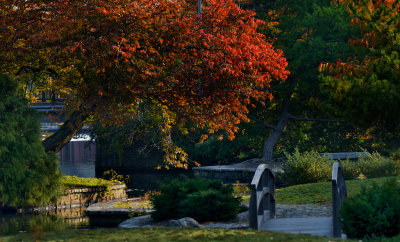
[0,74,62,207]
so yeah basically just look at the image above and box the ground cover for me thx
[60,176,119,189]
[274,176,400,205]
[113,199,152,211]
[2,227,344,241]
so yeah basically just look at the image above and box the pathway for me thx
[261,203,333,237]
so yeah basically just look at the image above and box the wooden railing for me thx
[249,164,276,230]
[332,161,347,238]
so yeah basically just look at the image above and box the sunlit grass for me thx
[238,176,400,205]
[275,176,400,205]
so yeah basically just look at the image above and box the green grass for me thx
[275,176,400,205]
[2,227,344,241]
[60,176,119,189]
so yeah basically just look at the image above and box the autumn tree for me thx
[321,0,400,127]
[226,0,362,161]
[0,0,288,166]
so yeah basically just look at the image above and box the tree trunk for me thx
[262,103,290,161]
[42,110,89,153]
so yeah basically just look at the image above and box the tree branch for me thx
[288,114,346,123]
[248,114,277,130]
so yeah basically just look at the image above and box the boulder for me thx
[119,215,153,228]
[233,211,249,224]
[165,217,202,228]
[119,215,202,228]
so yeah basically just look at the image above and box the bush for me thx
[0,74,62,207]
[150,177,241,222]
[279,149,333,185]
[340,178,400,239]
[341,159,360,180]
[280,150,400,185]
[357,152,400,178]
[341,152,400,179]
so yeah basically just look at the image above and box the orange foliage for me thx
[0,0,289,140]
[322,0,400,78]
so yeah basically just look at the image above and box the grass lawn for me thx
[239,176,400,205]
[274,176,400,205]
[2,227,344,242]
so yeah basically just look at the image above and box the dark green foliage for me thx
[340,178,400,239]
[0,74,61,207]
[176,122,266,166]
[178,190,241,222]
[279,149,333,185]
[150,177,241,222]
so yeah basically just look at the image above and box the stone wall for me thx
[56,184,126,209]
[18,184,126,213]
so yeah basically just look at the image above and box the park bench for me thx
[249,162,347,238]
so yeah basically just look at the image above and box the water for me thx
[1,139,192,235]
[0,208,89,236]
[58,140,96,178]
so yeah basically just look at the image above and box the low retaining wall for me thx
[57,184,126,209]
[16,184,126,213]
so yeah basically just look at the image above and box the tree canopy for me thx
[321,0,400,127]
[0,0,288,166]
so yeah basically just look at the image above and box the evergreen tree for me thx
[0,74,61,207]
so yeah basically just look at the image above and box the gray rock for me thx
[232,211,249,224]
[165,217,202,228]
[119,215,154,228]
[202,223,248,229]
[119,216,202,228]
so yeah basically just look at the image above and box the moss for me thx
[113,200,151,209]
[60,176,120,189]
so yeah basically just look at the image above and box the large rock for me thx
[233,211,249,224]
[164,217,202,228]
[119,212,248,229]
[119,216,202,228]
[119,215,154,228]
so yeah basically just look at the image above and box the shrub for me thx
[340,178,400,239]
[357,152,400,178]
[341,152,400,179]
[150,177,241,222]
[280,149,333,185]
[0,74,62,207]
[341,159,360,180]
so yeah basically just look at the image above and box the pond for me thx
[58,138,96,178]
